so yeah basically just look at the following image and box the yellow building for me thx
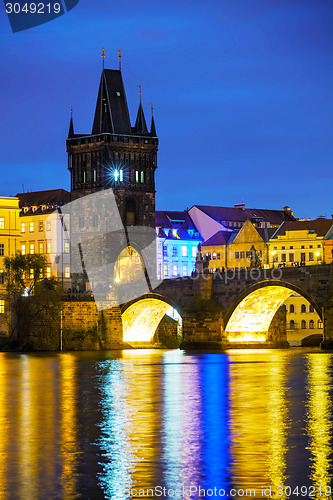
[285,295,323,346]
[17,189,71,287]
[201,219,275,270]
[0,197,21,333]
[323,236,333,264]
[269,219,333,267]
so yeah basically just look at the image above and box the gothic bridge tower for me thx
[66,62,158,229]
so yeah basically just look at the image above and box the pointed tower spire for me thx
[68,107,74,138]
[149,103,156,136]
[135,87,148,133]
[102,47,105,69]
[118,50,122,70]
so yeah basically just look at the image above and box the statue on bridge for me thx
[249,245,262,268]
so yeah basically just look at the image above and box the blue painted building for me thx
[156,211,203,279]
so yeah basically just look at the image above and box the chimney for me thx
[283,206,293,217]
[234,203,246,210]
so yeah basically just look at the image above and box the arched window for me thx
[318,320,323,329]
[309,305,314,312]
[289,304,295,313]
[289,320,295,330]
[126,197,136,226]
[309,320,314,329]
[301,320,307,329]
[301,304,307,313]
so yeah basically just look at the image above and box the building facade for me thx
[269,219,333,267]
[156,211,202,279]
[0,197,20,334]
[16,189,71,287]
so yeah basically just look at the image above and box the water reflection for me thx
[306,354,332,499]
[0,350,331,499]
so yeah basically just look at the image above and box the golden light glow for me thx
[226,286,294,341]
[114,246,145,285]
[122,298,171,343]
[307,355,332,498]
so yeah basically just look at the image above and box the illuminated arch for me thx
[114,245,145,285]
[121,293,182,343]
[224,280,321,343]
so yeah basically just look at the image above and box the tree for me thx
[2,253,63,349]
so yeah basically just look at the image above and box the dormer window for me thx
[172,229,177,237]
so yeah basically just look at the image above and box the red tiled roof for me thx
[15,189,70,208]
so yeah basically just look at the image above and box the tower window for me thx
[93,169,97,183]
[140,171,144,183]
[135,171,139,183]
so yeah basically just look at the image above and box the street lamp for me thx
[316,251,320,264]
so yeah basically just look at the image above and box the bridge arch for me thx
[121,293,182,343]
[224,280,322,343]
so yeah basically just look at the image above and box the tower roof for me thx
[135,101,148,134]
[92,69,132,135]
[150,115,157,137]
[68,115,74,138]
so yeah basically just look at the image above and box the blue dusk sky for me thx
[0,0,332,219]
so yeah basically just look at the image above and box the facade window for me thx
[29,243,35,255]
[163,264,168,277]
[29,268,34,279]
[163,245,168,257]
[217,252,220,260]
[135,171,139,183]
[93,169,97,183]
[181,246,188,257]
[289,246,293,249]
[318,320,323,328]
[29,222,34,232]
[212,253,216,260]
[46,267,51,279]
[289,253,294,263]
[38,242,43,254]
[0,218,4,230]
[182,264,187,276]
[0,271,4,285]
[281,254,286,262]
[140,171,144,183]
[21,222,26,233]
[39,221,43,232]
[309,245,313,249]
[301,320,307,329]
[300,253,306,262]
[192,246,197,258]
[273,254,278,263]
[281,246,285,250]
[157,242,162,254]
[289,320,295,330]
[46,221,51,231]
[0,300,4,314]
[0,244,4,257]
[172,246,178,257]
[246,251,251,258]
[301,304,307,313]
[235,252,240,259]
[309,252,314,261]
[21,244,25,255]
[240,251,245,259]
[64,242,70,254]
[301,245,305,249]
[64,266,70,278]
[289,304,295,313]
[309,320,314,329]
[172,264,178,277]
[309,305,314,313]
[46,242,51,254]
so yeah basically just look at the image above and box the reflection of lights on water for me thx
[306,354,332,497]
[97,360,136,499]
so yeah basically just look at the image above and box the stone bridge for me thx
[120,265,333,349]
[60,264,333,350]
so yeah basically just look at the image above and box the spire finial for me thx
[138,85,142,103]
[149,103,153,116]
[118,50,122,70]
[70,105,73,115]
[102,47,105,69]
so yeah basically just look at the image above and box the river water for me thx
[0,349,332,500]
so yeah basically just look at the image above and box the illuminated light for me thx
[306,355,332,494]
[114,169,119,181]
[120,169,123,181]
[115,276,120,283]
[114,246,145,285]
[122,298,173,343]
[226,286,295,341]
[229,333,266,342]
